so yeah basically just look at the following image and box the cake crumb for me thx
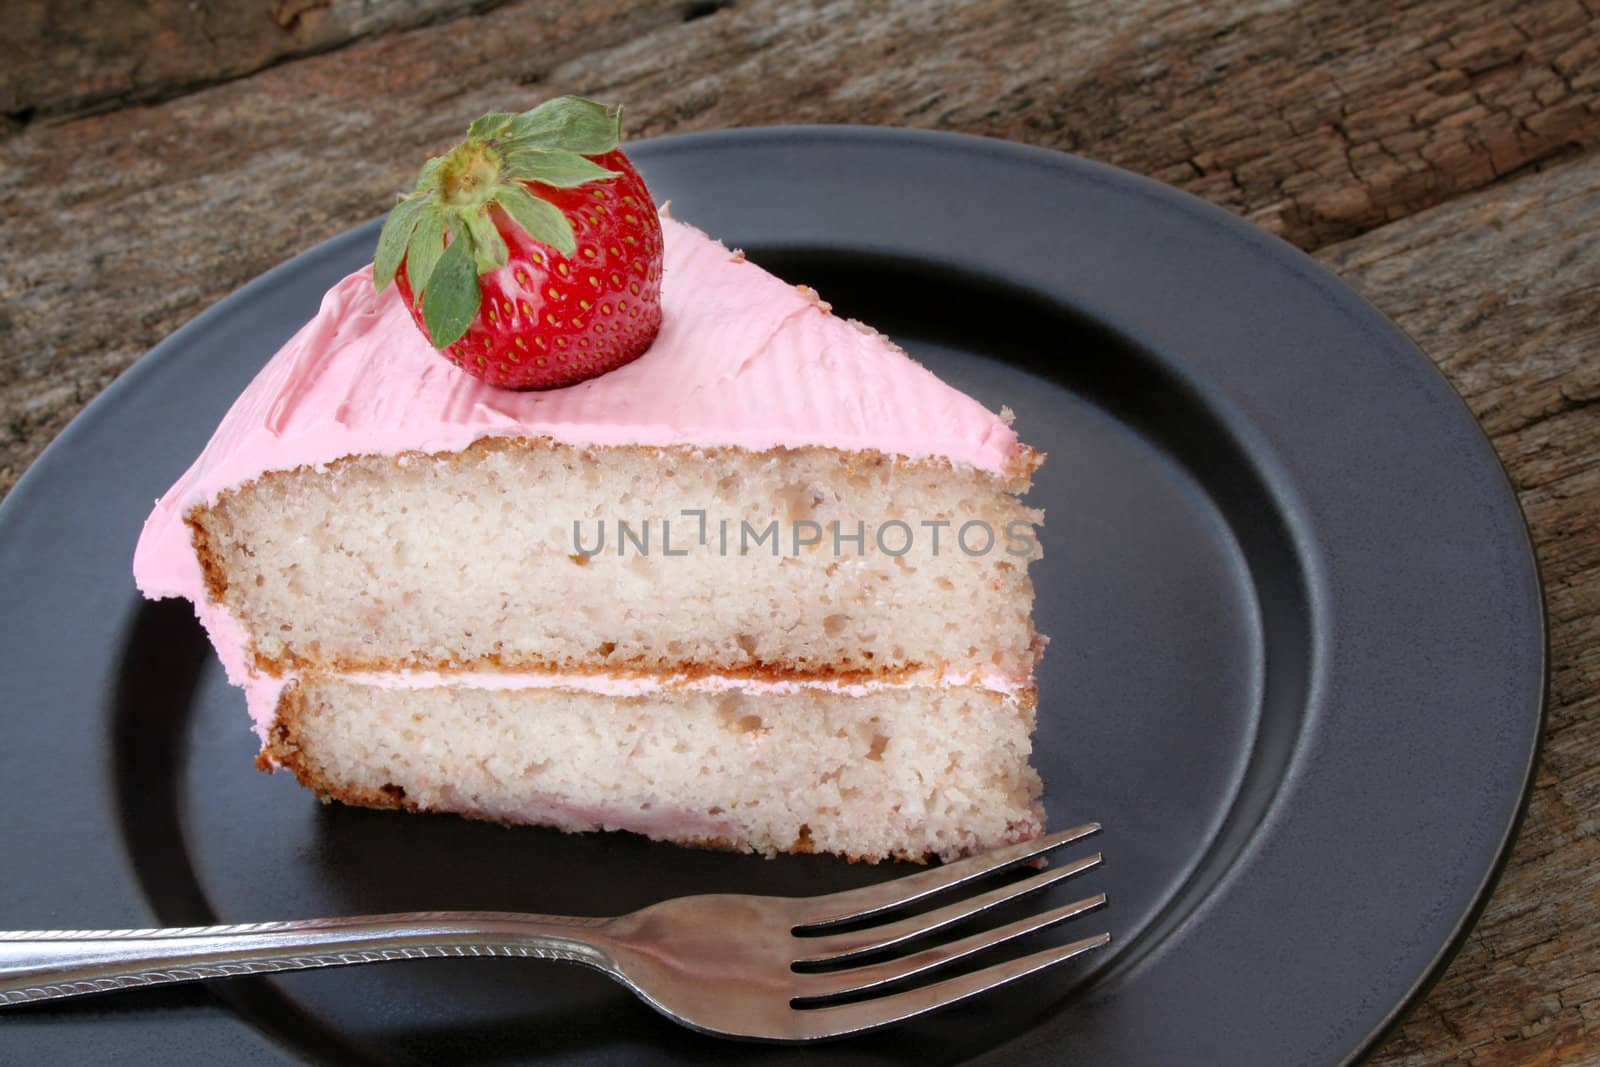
[795,285,833,314]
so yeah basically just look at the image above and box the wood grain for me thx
[0,1,1596,1062]
[0,0,516,123]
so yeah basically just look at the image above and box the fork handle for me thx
[0,912,619,1005]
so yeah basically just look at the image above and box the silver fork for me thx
[0,824,1106,1040]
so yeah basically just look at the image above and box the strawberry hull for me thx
[379,98,666,391]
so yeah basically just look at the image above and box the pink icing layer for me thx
[345,666,1029,699]
[233,667,1023,754]
[131,211,1029,741]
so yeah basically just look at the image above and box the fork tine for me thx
[790,932,1111,1039]
[796,823,1101,930]
[795,893,1105,1000]
[794,852,1101,964]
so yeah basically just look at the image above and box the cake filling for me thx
[136,204,1049,862]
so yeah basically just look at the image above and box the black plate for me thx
[0,128,1545,1064]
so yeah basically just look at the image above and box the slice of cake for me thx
[133,101,1046,862]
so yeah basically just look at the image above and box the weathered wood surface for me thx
[0,0,514,123]
[1,1,1596,1062]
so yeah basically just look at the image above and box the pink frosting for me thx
[201,665,1023,748]
[346,666,1029,698]
[131,211,1028,743]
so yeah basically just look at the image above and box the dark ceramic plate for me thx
[0,128,1545,1065]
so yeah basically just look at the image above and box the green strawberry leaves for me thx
[404,212,448,297]
[412,155,444,192]
[460,209,509,274]
[421,221,481,348]
[492,184,577,255]
[504,96,621,154]
[467,112,515,139]
[502,147,618,189]
[373,195,425,291]
[372,96,627,351]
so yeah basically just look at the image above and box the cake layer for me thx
[266,676,1044,862]
[134,212,1040,609]
[190,437,1043,679]
[131,203,1051,862]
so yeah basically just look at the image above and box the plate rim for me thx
[0,124,1547,1065]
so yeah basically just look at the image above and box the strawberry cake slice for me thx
[133,99,1047,862]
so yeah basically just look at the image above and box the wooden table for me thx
[2,2,1595,1062]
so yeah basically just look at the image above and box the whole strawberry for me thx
[374,98,664,390]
